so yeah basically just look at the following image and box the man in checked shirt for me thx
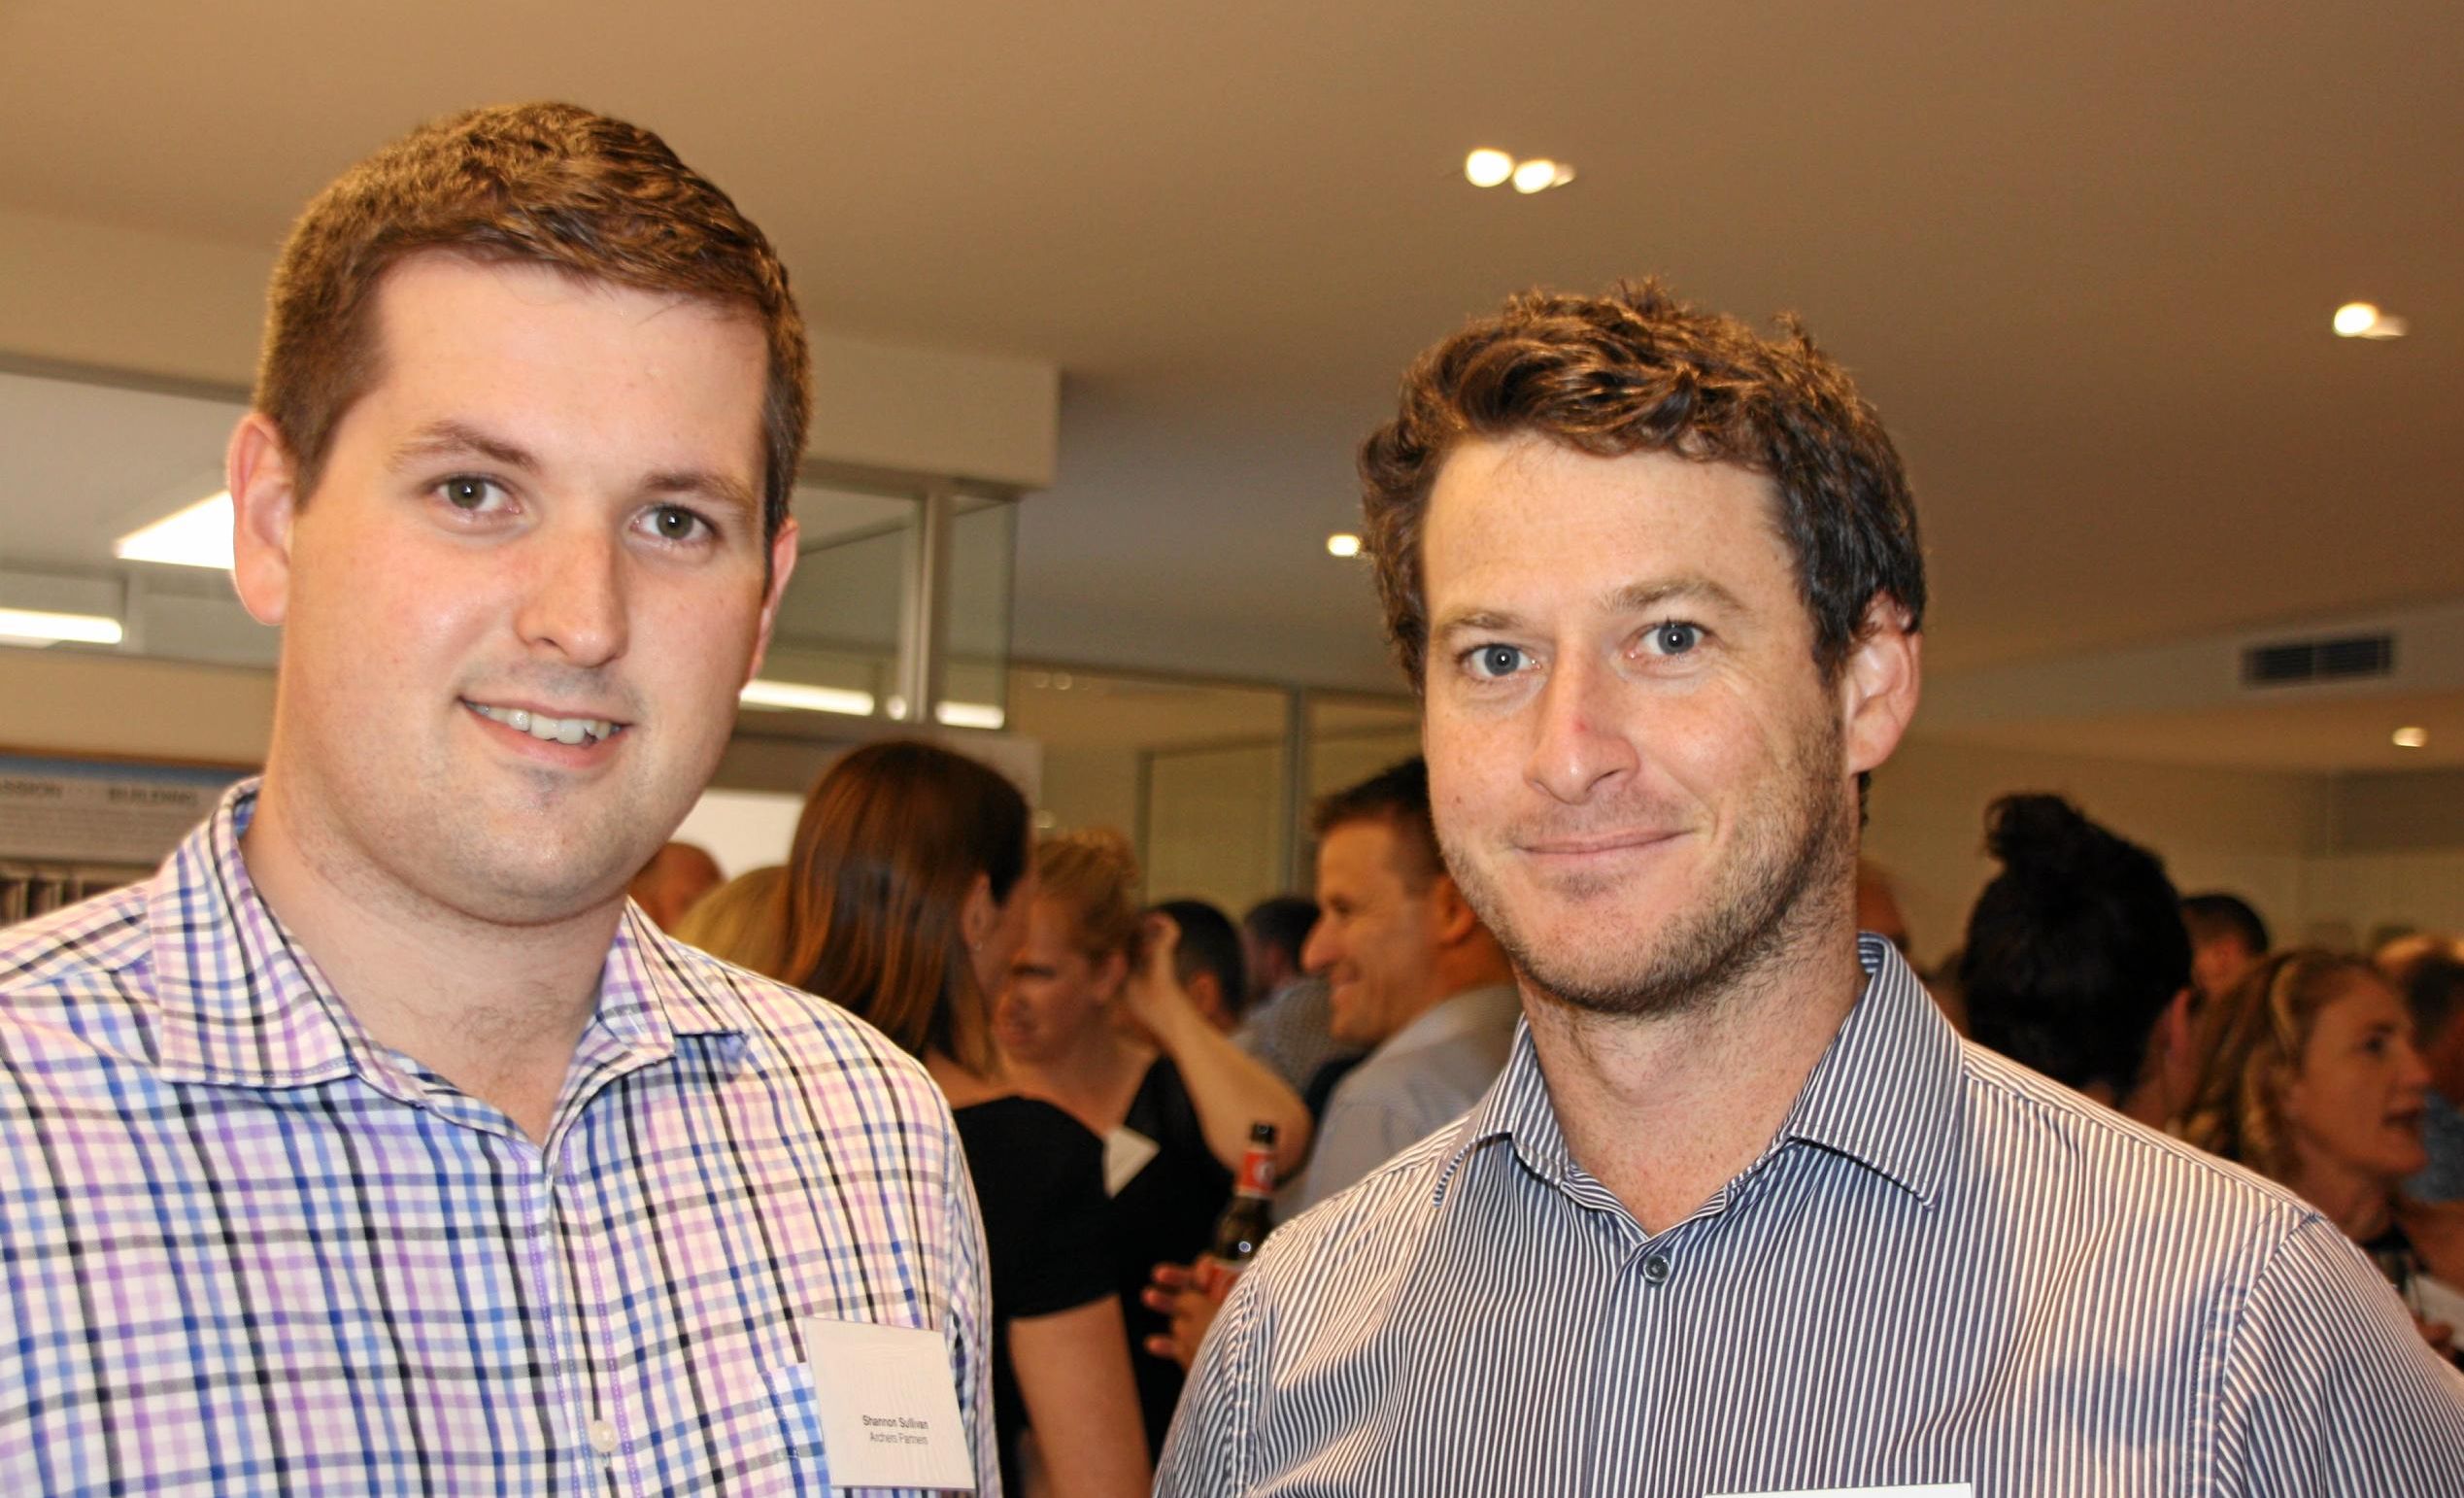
[1,104,995,1494]
[1158,281,2464,1494]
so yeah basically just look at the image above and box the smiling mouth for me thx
[464,700,627,746]
[1519,831,1681,857]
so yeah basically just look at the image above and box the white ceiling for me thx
[2,0,2458,768]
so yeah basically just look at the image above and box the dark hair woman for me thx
[781,740,1149,1496]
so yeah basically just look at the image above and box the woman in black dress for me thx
[995,829,1312,1453]
[779,741,1149,1497]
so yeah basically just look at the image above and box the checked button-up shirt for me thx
[1,781,996,1495]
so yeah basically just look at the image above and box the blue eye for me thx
[1646,622,1703,656]
[1465,644,1530,680]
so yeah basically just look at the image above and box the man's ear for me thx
[1840,597,1922,777]
[1429,874,1480,947]
[227,413,301,627]
[745,514,801,685]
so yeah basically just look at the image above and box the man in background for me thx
[2381,937,2464,1203]
[0,103,994,1490]
[2182,890,2271,1004]
[1155,897,1246,1031]
[1287,758,1517,1214]
[628,838,725,931]
[1234,894,1360,1101]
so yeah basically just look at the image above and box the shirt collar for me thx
[149,778,745,1097]
[1375,980,1520,1062]
[1439,933,1965,1209]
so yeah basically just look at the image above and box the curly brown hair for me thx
[1358,278,1924,688]
[257,101,810,543]
[2177,949,2378,1182]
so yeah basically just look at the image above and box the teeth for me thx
[469,703,618,743]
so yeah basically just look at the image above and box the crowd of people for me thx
[4,98,2457,1495]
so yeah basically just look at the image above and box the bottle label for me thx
[1234,1148,1274,1198]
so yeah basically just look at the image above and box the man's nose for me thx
[517,520,628,667]
[1525,652,1637,804]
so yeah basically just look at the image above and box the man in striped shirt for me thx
[1,105,995,1494]
[1158,282,2464,1494]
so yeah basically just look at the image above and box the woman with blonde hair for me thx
[669,864,789,976]
[996,827,1310,1452]
[780,741,1148,1497]
[2180,949,2464,1361]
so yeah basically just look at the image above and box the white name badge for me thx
[1713,1488,1971,1498]
[802,1317,977,1492]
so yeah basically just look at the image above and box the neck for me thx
[1005,1026,1150,1130]
[2292,1155,2396,1243]
[1522,916,1868,1235]
[241,779,620,1142]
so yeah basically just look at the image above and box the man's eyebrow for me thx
[645,468,761,522]
[1606,575,1753,618]
[1430,607,1528,641]
[392,420,537,472]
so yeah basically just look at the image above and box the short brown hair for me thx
[780,741,1030,1075]
[1359,279,1924,688]
[256,101,810,541]
[1310,757,1441,891]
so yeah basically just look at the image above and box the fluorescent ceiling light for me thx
[0,608,123,646]
[740,679,876,716]
[933,700,1007,731]
[116,492,236,570]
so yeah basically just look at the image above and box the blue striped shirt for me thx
[1,782,996,1495]
[1158,936,2464,1495]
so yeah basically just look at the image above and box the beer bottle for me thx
[1195,1121,1277,1295]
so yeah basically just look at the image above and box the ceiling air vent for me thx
[2241,632,2395,687]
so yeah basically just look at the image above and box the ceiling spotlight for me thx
[1326,532,1363,559]
[1464,149,1514,188]
[0,607,125,647]
[1511,158,1560,194]
[2334,302,2408,339]
[2393,726,2430,749]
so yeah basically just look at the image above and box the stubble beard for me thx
[1442,710,1856,1022]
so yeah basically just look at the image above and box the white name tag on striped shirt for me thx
[803,1317,977,1491]
[1712,1487,1971,1498]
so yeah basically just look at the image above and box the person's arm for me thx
[1153,1261,1267,1497]
[2215,1215,2464,1491]
[1006,1299,1152,1498]
[1123,913,1311,1176]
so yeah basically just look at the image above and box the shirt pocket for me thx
[763,1360,834,1485]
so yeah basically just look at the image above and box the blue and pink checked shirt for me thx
[0,781,997,1495]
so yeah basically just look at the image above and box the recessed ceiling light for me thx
[116,492,236,570]
[2393,726,2430,749]
[2334,302,2408,340]
[1327,532,1363,558]
[1511,158,1562,194]
[0,607,123,646]
[1465,149,1514,188]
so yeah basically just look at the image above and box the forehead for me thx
[1316,820,1410,897]
[2315,973,2406,1035]
[1422,435,1801,624]
[353,255,767,448]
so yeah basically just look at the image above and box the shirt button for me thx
[1641,1253,1672,1286]
[588,1418,619,1455]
